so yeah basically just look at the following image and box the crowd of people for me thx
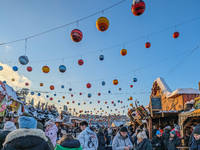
[0,116,200,150]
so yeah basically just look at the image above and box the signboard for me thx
[150,95,163,117]
[136,105,150,119]
[194,96,200,109]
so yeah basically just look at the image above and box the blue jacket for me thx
[190,135,200,150]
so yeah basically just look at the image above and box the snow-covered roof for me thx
[0,81,18,101]
[155,77,172,97]
[167,88,200,98]
[185,99,194,105]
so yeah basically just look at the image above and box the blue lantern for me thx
[99,55,104,61]
[118,100,120,103]
[58,100,60,102]
[108,90,111,93]
[107,106,109,108]
[100,108,102,110]
[123,106,125,108]
[90,102,92,104]
[12,66,18,71]
[88,93,92,98]
[59,65,66,73]
[3,81,6,84]
[118,88,122,91]
[69,88,72,91]
[102,81,105,86]
[111,110,112,112]
[100,113,102,115]
[133,78,137,82]
[85,111,87,113]
[38,93,41,96]
[61,85,64,88]
[78,103,80,105]
[0,66,3,71]
[114,103,116,106]
[54,94,56,96]
[46,95,49,98]
[31,92,34,95]
[19,55,29,65]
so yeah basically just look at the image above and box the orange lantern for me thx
[67,102,69,104]
[120,49,127,56]
[129,96,133,100]
[145,42,151,48]
[130,103,133,106]
[113,79,118,85]
[105,102,107,104]
[96,17,109,32]
[12,78,15,82]
[84,102,86,105]
[173,31,179,38]
[63,96,65,99]
[50,85,54,90]
[42,66,50,73]
[40,83,43,87]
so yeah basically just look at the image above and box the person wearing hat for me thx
[151,130,164,150]
[97,128,107,150]
[167,130,180,150]
[189,126,200,150]
[161,126,171,150]
[0,121,17,149]
[132,129,142,149]
[2,116,50,150]
[112,127,133,150]
[172,124,181,139]
[136,132,153,150]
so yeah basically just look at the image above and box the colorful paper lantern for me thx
[70,29,83,42]
[42,66,50,73]
[25,82,29,86]
[78,103,80,105]
[118,88,121,91]
[78,59,84,66]
[61,85,64,88]
[63,96,65,99]
[0,66,3,71]
[3,81,6,84]
[88,93,92,98]
[130,103,133,106]
[98,101,100,103]
[18,55,29,65]
[133,78,137,82]
[71,94,73,97]
[130,85,133,88]
[59,65,66,73]
[72,101,75,103]
[108,90,111,93]
[27,66,32,72]
[118,100,120,103]
[121,101,123,103]
[99,55,104,61]
[102,81,106,86]
[98,93,101,96]
[173,31,179,38]
[105,102,107,104]
[129,96,133,100]
[54,94,56,96]
[12,66,18,71]
[50,97,53,101]
[131,1,146,16]
[120,49,127,56]
[145,42,151,48]
[40,83,43,87]
[111,101,114,104]
[67,102,69,104]
[60,107,61,109]
[96,17,109,32]
[38,93,41,96]
[79,92,82,95]
[31,92,34,95]
[69,88,72,91]
[86,83,91,88]
[84,102,86,105]
[46,95,49,98]
[107,106,109,108]
[50,85,55,90]
[12,78,15,82]
[114,103,116,106]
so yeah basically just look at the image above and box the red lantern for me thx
[111,101,114,104]
[173,31,179,38]
[121,101,123,103]
[120,49,127,56]
[72,101,75,103]
[25,82,29,86]
[50,97,53,101]
[70,29,83,42]
[79,93,82,95]
[130,85,133,88]
[145,42,151,48]
[78,59,84,66]
[71,94,73,97]
[67,102,69,104]
[86,83,91,88]
[63,96,65,99]
[98,93,101,96]
[98,101,100,103]
[50,85,54,90]
[27,66,32,72]
[131,1,146,16]
[60,107,61,109]
[113,79,118,85]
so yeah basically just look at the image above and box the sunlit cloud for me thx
[5,46,12,52]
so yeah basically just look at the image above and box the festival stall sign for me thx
[150,95,163,117]
[136,105,150,120]
[194,96,200,110]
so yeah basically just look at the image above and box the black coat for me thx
[0,131,11,149]
[167,135,180,150]
[2,129,50,150]
[60,139,81,148]
[97,132,107,150]
[152,129,157,138]
[162,129,170,150]
[151,136,164,150]
[104,130,111,145]
[136,139,153,150]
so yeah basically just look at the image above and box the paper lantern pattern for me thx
[61,85,64,88]
[78,103,80,105]
[118,88,121,91]
[50,85,55,90]
[27,66,32,72]
[50,97,53,101]
[72,101,75,103]
[71,94,73,97]
[145,42,151,48]
[12,78,15,82]
[12,66,18,71]
[120,49,127,56]
[79,93,82,95]
[108,90,111,93]
[105,102,107,104]
[102,81,106,86]
[130,103,133,106]
[3,81,6,84]
[46,95,49,98]
[118,100,120,103]
[69,88,72,91]
[88,93,92,98]
[54,94,56,96]
[84,102,86,105]
[38,93,41,96]
[98,93,101,96]
[99,55,104,61]
[113,79,118,85]
[130,85,133,88]
[0,66,3,71]
[78,59,84,66]
[111,101,114,104]
[18,55,29,65]
[40,83,44,87]
[59,65,66,73]
[173,31,179,38]
[63,96,65,99]
[133,78,137,82]
[96,17,109,32]
[86,83,91,88]
[129,96,133,100]
[70,29,83,42]
[31,92,34,95]
[98,101,100,103]
[67,102,69,104]
[25,82,29,86]
[131,1,146,16]
[90,102,92,104]
[42,66,50,73]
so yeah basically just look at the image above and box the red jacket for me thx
[171,129,181,138]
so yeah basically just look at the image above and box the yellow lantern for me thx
[129,96,133,100]
[94,108,96,110]
[113,79,118,85]
[84,102,86,105]
[12,78,15,82]
[120,49,127,56]
[130,103,133,106]
[96,17,109,32]
[42,66,50,73]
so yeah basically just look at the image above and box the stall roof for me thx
[167,88,200,98]
[155,77,172,97]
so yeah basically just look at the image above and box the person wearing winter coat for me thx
[189,126,200,150]
[152,126,157,138]
[161,126,171,150]
[171,124,181,139]
[45,119,58,147]
[77,121,98,150]
[136,132,153,150]
[167,130,180,150]
[0,121,16,149]
[2,116,50,150]
[132,129,142,149]
[103,128,111,145]
[151,130,164,150]
[55,133,82,150]
[112,127,133,150]
[189,124,200,147]
[97,128,107,150]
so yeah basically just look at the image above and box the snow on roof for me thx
[167,88,200,98]
[155,77,172,97]
[185,99,194,105]
[0,81,18,101]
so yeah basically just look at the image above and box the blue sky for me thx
[0,0,200,116]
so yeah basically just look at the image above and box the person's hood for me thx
[116,131,128,140]
[48,124,58,132]
[60,139,81,148]
[3,129,48,148]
